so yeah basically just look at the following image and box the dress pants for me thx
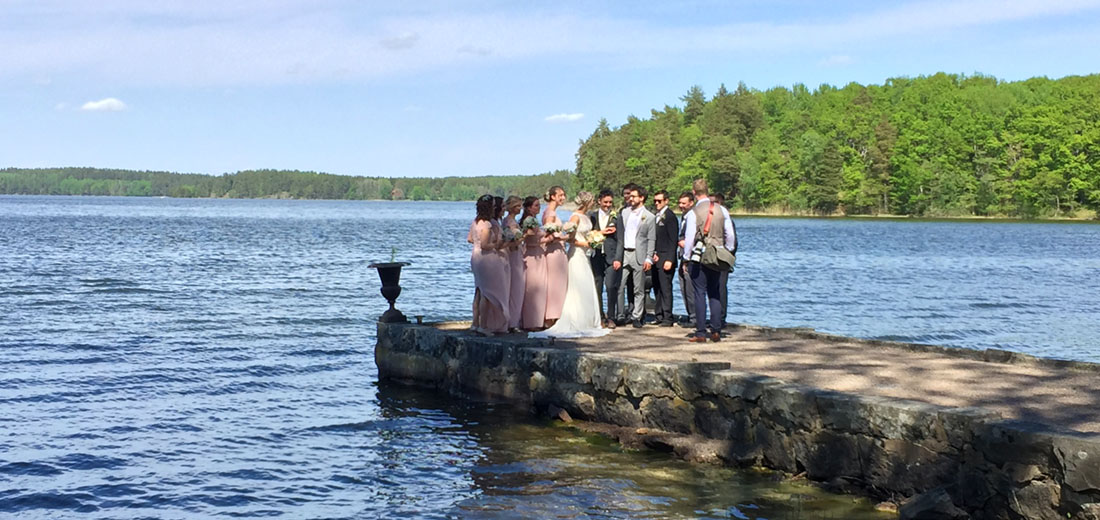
[593,260,620,321]
[618,251,647,322]
[652,260,675,324]
[718,268,729,327]
[690,262,723,337]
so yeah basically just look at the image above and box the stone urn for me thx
[369,261,411,323]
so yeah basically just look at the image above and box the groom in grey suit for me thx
[613,186,656,328]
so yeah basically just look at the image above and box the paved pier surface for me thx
[440,322,1100,433]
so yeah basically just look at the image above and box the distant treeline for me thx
[575,73,1100,218]
[0,167,574,201]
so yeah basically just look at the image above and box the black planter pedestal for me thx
[369,262,411,323]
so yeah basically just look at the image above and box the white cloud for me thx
[81,98,127,111]
[545,113,584,123]
[819,55,854,67]
[380,32,419,50]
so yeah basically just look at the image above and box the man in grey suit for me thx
[614,186,656,328]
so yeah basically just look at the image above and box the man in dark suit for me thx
[650,190,679,326]
[588,188,620,328]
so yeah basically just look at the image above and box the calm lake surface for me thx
[2,196,1098,519]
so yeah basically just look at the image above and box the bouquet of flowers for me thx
[562,222,577,235]
[502,227,522,242]
[521,216,540,232]
[586,230,605,249]
[542,223,562,234]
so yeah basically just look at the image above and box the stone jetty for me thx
[375,321,1100,520]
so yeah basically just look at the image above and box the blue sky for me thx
[2,0,1099,178]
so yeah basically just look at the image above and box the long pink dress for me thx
[521,227,547,330]
[543,211,568,322]
[504,217,525,329]
[470,219,509,333]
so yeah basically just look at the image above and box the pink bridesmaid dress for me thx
[470,220,510,333]
[521,227,547,330]
[543,215,568,322]
[505,219,525,330]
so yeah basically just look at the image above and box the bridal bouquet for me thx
[586,230,605,249]
[542,223,562,234]
[521,217,540,232]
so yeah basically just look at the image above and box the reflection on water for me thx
[376,383,893,520]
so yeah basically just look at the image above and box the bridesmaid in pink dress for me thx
[469,195,510,334]
[502,196,526,332]
[520,196,552,331]
[542,186,568,327]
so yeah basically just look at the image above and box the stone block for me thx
[868,438,958,496]
[939,407,1001,451]
[589,355,627,393]
[596,395,643,427]
[622,362,676,399]
[760,383,822,431]
[544,350,587,383]
[639,396,695,434]
[898,486,968,520]
[977,420,1060,471]
[528,371,550,401]
[693,396,747,440]
[1008,479,1062,520]
[795,430,874,481]
[755,423,798,473]
[1055,434,1100,494]
[668,362,731,400]
[570,390,596,419]
[698,370,784,401]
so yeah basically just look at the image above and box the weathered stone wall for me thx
[376,322,1100,520]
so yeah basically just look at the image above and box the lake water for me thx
[2,196,1097,519]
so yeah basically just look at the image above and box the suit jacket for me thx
[588,209,621,267]
[653,206,679,266]
[615,206,656,267]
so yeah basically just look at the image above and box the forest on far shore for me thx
[3,72,1099,219]
[575,73,1100,219]
[0,167,573,202]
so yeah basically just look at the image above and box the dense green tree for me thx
[574,73,1100,218]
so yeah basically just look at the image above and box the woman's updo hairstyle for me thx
[544,186,564,203]
[475,194,494,222]
[573,191,594,209]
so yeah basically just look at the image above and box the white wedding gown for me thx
[530,214,611,339]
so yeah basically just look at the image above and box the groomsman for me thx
[676,191,695,326]
[614,186,655,328]
[650,190,679,326]
[616,182,639,322]
[588,188,620,328]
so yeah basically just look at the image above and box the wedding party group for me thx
[467,178,737,343]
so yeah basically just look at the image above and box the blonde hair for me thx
[504,195,522,211]
[574,191,595,212]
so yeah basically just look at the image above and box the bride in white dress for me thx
[530,192,611,339]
